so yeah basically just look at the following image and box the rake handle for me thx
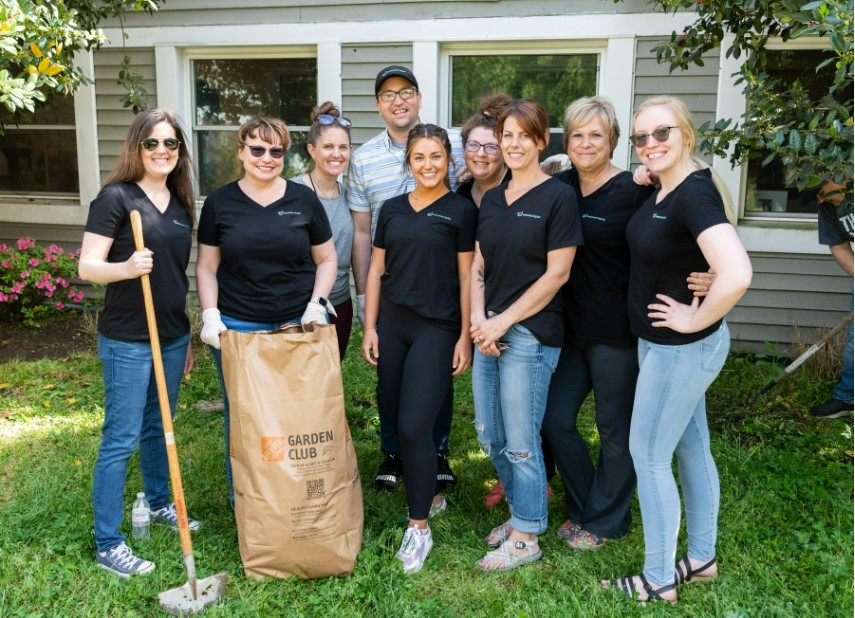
[130,210,197,588]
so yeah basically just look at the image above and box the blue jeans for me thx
[629,322,729,586]
[832,292,853,404]
[92,332,189,552]
[472,323,561,534]
[210,313,302,505]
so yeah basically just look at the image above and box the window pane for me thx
[450,54,599,127]
[744,49,840,218]
[194,58,316,126]
[196,130,309,196]
[193,57,316,195]
[0,129,78,193]
[0,97,77,194]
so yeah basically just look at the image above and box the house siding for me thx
[94,48,158,183]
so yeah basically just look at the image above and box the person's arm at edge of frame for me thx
[361,247,384,365]
[829,241,854,277]
[351,211,372,322]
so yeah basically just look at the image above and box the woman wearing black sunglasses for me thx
[79,109,198,578]
[195,116,337,502]
[290,102,355,360]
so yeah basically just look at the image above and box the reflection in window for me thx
[450,53,599,158]
[744,48,839,218]
[0,97,79,194]
[193,57,317,195]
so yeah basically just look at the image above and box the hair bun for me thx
[310,100,340,122]
[478,93,513,120]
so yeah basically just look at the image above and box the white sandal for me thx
[477,539,542,572]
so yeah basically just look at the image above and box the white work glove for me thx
[356,294,366,326]
[200,307,227,349]
[301,299,334,325]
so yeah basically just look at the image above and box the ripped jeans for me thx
[473,323,561,534]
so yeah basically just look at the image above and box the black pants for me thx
[542,342,638,538]
[378,311,458,520]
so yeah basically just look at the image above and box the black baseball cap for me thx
[375,65,419,96]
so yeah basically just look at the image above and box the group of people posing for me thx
[79,64,753,604]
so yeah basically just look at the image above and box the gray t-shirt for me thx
[291,175,354,305]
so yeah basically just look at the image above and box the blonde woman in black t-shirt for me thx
[79,109,197,578]
[601,96,752,604]
[361,124,477,574]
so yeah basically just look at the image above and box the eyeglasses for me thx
[140,138,180,151]
[243,144,286,159]
[465,140,501,156]
[377,87,418,103]
[628,126,679,148]
[317,114,352,128]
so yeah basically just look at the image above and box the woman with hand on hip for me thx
[471,99,582,572]
[79,109,198,578]
[601,96,751,603]
[361,124,476,574]
[195,116,337,501]
[290,101,355,360]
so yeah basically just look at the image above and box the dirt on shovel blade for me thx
[158,574,228,616]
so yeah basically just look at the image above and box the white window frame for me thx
[715,35,835,254]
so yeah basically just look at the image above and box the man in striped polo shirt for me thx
[347,65,465,493]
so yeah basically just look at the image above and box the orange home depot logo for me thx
[261,437,286,462]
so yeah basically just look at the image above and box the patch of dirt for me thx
[0,312,96,362]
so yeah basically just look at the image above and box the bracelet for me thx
[364,325,377,330]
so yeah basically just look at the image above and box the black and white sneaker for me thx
[374,452,403,491]
[811,398,853,419]
[95,542,155,578]
[436,453,457,492]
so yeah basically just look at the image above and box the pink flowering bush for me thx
[0,238,88,326]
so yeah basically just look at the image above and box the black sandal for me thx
[605,573,677,604]
[674,555,717,584]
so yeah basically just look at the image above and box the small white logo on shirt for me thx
[517,211,541,219]
[278,210,301,216]
[427,213,451,221]
[582,214,605,222]
[172,220,189,228]
[652,214,667,220]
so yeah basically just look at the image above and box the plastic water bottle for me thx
[131,492,151,540]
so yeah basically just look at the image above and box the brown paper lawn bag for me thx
[221,322,363,579]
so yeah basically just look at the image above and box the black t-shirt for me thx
[477,177,584,347]
[456,170,513,204]
[197,180,333,323]
[554,169,654,348]
[85,182,191,342]
[626,169,730,345]
[373,192,477,331]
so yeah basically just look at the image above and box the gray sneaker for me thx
[406,495,448,520]
[396,525,433,573]
[151,503,201,531]
[95,542,155,578]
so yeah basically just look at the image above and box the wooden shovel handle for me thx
[130,210,195,561]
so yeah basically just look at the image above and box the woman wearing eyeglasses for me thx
[361,124,477,573]
[470,99,582,572]
[196,116,337,502]
[290,102,354,360]
[79,109,198,578]
[600,96,751,603]
[457,94,512,208]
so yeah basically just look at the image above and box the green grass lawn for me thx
[0,331,852,617]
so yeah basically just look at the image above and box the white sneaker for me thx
[396,525,433,573]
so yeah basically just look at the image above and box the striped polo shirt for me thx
[346,127,465,239]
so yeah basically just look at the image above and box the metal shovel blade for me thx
[158,573,228,616]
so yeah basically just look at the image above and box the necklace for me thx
[410,189,449,204]
[308,172,340,199]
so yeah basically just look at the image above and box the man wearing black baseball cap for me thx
[347,64,465,493]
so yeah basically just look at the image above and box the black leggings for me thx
[378,311,458,520]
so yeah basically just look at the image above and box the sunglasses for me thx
[317,114,352,128]
[628,126,679,148]
[243,144,286,159]
[465,140,501,155]
[140,138,180,151]
[377,87,418,103]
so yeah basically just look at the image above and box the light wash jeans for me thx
[210,313,304,506]
[473,323,561,534]
[832,292,853,404]
[93,332,189,552]
[629,321,730,586]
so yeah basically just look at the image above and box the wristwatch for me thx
[311,296,338,317]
